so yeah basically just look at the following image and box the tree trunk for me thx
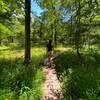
[0,39,1,45]
[39,23,42,43]
[76,46,81,59]
[11,36,14,43]
[54,26,57,46]
[54,31,57,46]
[51,24,54,45]
[25,0,31,64]
[75,0,82,60]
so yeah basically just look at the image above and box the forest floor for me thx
[42,48,68,100]
[42,67,63,100]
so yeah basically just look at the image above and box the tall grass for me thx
[54,46,100,100]
[0,46,45,100]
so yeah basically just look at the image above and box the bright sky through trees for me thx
[31,0,43,16]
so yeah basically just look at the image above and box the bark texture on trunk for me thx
[25,0,31,64]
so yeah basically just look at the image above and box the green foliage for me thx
[0,0,100,99]
[0,0,24,23]
[54,47,100,99]
[0,24,13,39]
[0,47,45,99]
[35,0,100,52]
[0,0,24,46]
[19,69,44,100]
[62,67,100,99]
[0,0,8,13]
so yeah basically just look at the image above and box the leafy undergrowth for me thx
[0,46,45,100]
[54,46,100,100]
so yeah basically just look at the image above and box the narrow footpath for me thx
[42,52,64,100]
[42,48,70,100]
[42,67,63,100]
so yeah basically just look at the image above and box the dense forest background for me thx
[0,0,100,100]
[0,0,100,50]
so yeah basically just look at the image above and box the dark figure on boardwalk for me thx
[46,39,53,67]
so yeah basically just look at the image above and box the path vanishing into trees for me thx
[42,48,68,100]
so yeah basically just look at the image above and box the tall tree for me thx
[25,0,31,64]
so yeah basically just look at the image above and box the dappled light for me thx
[0,0,100,99]
[54,48,100,99]
[0,47,45,99]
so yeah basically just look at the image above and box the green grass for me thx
[54,46,100,100]
[1,44,100,100]
[0,46,46,100]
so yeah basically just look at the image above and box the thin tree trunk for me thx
[0,39,1,45]
[25,0,31,64]
[51,24,54,44]
[75,0,82,62]
[39,23,42,43]
[54,29,57,46]
[70,15,72,44]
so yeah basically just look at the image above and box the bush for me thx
[61,67,100,99]
[54,49,100,99]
